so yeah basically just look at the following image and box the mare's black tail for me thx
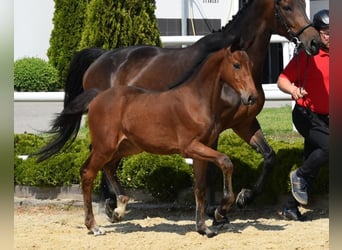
[32,89,100,162]
[64,47,106,107]
[33,47,106,162]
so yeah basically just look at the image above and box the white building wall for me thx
[310,0,329,20]
[13,0,326,61]
[156,0,238,25]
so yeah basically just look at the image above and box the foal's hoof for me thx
[236,188,254,209]
[90,227,106,236]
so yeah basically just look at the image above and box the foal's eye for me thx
[233,63,241,69]
[282,5,292,12]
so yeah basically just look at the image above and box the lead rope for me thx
[294,42,314,126]
[294,42,310,105]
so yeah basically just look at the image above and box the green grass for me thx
[256,105,303,143]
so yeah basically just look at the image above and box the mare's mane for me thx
[212,0,253,33]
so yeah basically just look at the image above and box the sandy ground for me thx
[14,195,329,250]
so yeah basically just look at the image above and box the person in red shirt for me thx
[277,9,329,221]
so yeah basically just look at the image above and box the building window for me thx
[157,19,182,36]
[263,43,284,83]
[203,0,219,3]
[157,18,221,36]
[187,19,221,35]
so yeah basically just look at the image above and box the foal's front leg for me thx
[188,141,235,237]
[213,156,234,226]
[193,159,217,237]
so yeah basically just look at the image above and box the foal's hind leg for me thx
[233,119,276,208]
[80,153,107,235]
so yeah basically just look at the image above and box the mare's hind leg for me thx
[102,159,129,223]
[233,118,276,208]
[101,141,142,222]
[80,153,107,235]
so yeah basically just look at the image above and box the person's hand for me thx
[291,86,308,100]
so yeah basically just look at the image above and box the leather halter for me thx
[274,0,313,43]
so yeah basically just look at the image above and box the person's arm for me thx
[277,76,308,100]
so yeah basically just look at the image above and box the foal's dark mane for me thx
[168,49,225,90]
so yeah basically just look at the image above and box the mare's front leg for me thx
[233,118,276,208]
[80,154,105,235]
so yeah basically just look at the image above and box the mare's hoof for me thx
[206,206,216,219]
[112,212,123,223]
[236,188,254,209]
[212,215,230,226]
[197,228,218,238]
[105,198,116,222]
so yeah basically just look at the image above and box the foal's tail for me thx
[32,89,100,162]
[64,47,106,107]
[35,47,105,162]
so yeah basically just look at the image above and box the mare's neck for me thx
[192,30,234,54]
[237,0,274,85]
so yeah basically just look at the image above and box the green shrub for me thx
[217,131,329,204]
[14,57,61,91]
[14,133,94,187]
[118,153,193,202]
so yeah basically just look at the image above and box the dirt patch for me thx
[14,196,328,250]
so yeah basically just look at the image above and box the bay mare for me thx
[54,45,257,237]
[34,0,321,226]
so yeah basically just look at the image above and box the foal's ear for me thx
[230,37,245,52]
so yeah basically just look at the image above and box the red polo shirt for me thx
[279,49,329,115]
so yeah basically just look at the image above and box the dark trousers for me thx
[286,104,329,208]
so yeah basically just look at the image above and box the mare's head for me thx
[220,40,258,106]
[273,0,320,55]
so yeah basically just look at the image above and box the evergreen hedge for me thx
[14,131,328,203]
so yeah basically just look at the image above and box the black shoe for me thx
[290,170,308,205]
[282,207,306,221]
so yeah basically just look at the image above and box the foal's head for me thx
[220,43,258,105]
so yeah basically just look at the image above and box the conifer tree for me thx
[47,0,88,87]
[79,0,161,50]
